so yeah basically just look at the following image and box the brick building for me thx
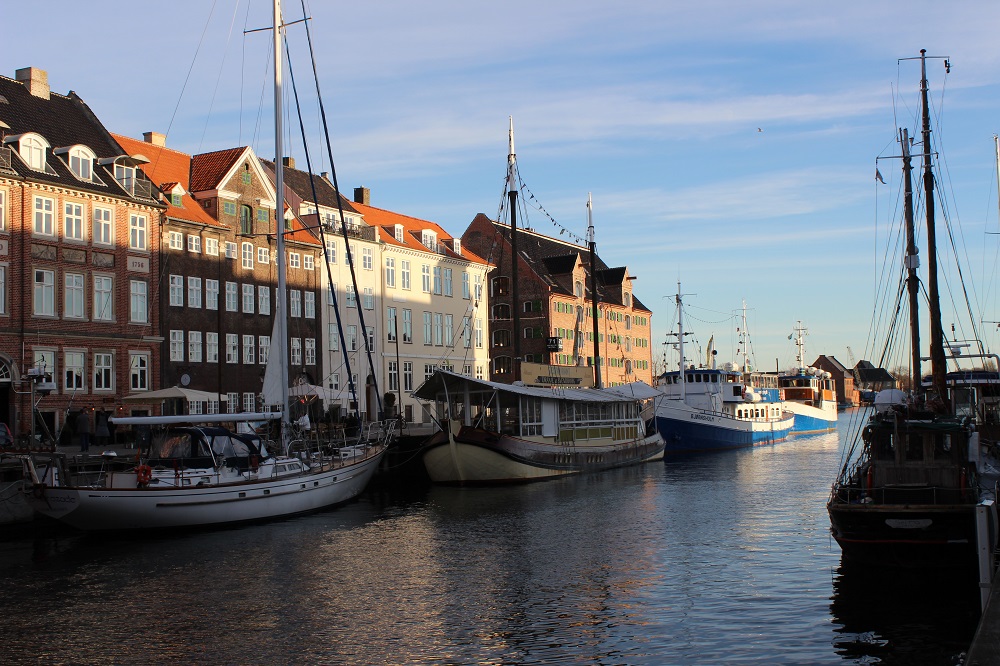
[0,68,164,444]
[462,213,653,387]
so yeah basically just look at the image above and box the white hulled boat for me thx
[779,322,838,434]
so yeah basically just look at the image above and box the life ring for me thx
[135,464,153,485]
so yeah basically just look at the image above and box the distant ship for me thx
[779,322,837,434]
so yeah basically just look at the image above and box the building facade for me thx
[0,68,164,444]
[462,213,653,387]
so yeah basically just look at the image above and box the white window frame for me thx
[94,352,114,392]
[188,277,202,309]
[129,213,147,251]
[169,275,184,306]
[206,279,219,311]
[64,201,85,242]
[33,268,55,316]
[189,331,203,362]
[33,195,54,236]
[130,280,148,323]
[93,206,113,246]
[129,353,149,391]
[64,272,85,319]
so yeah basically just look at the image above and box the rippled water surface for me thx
[0,415,982,664]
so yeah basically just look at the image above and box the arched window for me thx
[67,145,95,180]
[240,205,253,235]
[492,329,511,348]
[19,133,49,171]
[575,281,584,298]
[625,359,632,374]
[491,276,509,297]
[492,303,511,320]
[493,355,512,374]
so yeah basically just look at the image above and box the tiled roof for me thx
[112,133,221,228]
[260,159,358,214]
[0,74,160,205]
[351,201,490,265]
[190,147,246,191]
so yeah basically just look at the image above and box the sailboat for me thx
[20,0,392,531]
[650,284,795,453]
[827,50,998,569]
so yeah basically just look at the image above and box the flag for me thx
[875,168,885,184]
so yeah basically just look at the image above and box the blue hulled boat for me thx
[780,322,837,434]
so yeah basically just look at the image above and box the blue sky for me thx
[6,1,1000,374]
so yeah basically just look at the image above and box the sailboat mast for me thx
[587,194,602,388]
[900,127,922,394]
[919,49,948,403]
[273,0,290,431]
[508,118,521,375]
[676,282,686,402]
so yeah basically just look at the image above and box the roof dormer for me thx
[5,132,55,174]
[421,229,437,252]
[394,224,404,243]
[54,144,99,182]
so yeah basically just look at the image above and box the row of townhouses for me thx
[0,67,652,445]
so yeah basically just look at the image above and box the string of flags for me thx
[514,170,587,245]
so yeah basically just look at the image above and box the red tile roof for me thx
[190,147,246,192]
[112,133,221,228]
[350,201,490,265]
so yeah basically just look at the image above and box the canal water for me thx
[0,413,982,664]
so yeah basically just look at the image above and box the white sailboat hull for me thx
[29,451,385,531]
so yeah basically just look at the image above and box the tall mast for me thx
[900,127,922,393]
[920,49,948,404]
[507,117,521,377]
[792,321,807,372]
[273,0,290,434]
[587,194,602,388]
[676,282,686,402]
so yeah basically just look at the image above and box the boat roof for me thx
[413,370,660,403]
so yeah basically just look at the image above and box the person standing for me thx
[76,408,92,452]
[95,410,110,448]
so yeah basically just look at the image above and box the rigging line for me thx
[198,0,244,153]
[238,0,252,145]
[295,0,382,417]
[281,48,360,417]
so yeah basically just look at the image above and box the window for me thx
[305,338,316,365]
[387,307,397,342]
[129,214,147,250]
[623,292,632,307]
[575,281,584,298]
[240,205,253,234]
[64,202,84,241]
[114,163,135,193]
[403,362,413,391]
[443,268,453,297]
[331,373,340,391]
[168,231,183,250]
[346,325,357,352]
[493,303,511,320]
[242,243,254,269]
[304,291,315,319]
[33,269,55,316]
[189,331,203,362]
[367,327,375,352]
[290,338,301,365]
[0,265,6,315]
[225,282,238,312]
[494,356,513,374]
[64,273,85,319]
[303,255,314,270]
[325,240,337,263]
[289,252,300,269]
[243,335,255,364]
[227,391,239,413]
[388,361,399,391]
[226,334,239,363]
[493,329,511,348]
[346,285,356,308]
[363,287,374,310]
[432,266,442,295]
[243,393,255,413]
[188,277,202,309]
[225,242,237,258]
[257,207,268,222]
[259,286,271,315]
[130,353,148,390]
[33,196,54,236]
[242,284,255,314]
[491,276,509,297]
[328,324,339,351]
[223,201,237,216]
[475,318,483,348]
[93,207,113,246]
[67,146,95,180]
[463,317,472,348]
[424,364,436,382]
[170,193,182,207]
[421,230,437,251]
[64,351,84,391]
[259,336,270,365]
[205,238,219,256]
[170,330,184,361]
[394,224,404,243]
[20,134,47,171]
[0,190,5,231]
[462,272,470,299]
[206,332,219,363]
[94,353,113,391]
[165,275,182,306]
[385,257,396,288]
[197,279,216,312]
[401,261,411,290]
[423,312,432,345]
[402,309,412,343]
[362,247,373,270]
[187,235,201,253]
[290,290,301,317]
[422,265,431,293]
[445,314,453,347]
[33,350,55,380]
[475,274,483,302]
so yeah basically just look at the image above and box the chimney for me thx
[143,131,166,147]
[282,156,295,169]
[320,171,330,182]
[15,67,50,100]
[354,186,370,205]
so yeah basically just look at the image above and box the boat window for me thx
[520,397,542,436]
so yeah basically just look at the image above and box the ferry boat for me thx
[650,285,794,453]
[780,322,838,434]
[414,370,665,484]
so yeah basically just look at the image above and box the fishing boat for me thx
[415,370,664,484]
[651,284,794,453]
[779,322,838,434]
[827,50,998,569]
[20,0,392,531]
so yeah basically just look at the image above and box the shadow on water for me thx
[829,558,979,666]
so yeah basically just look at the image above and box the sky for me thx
[6,0,1000,375]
